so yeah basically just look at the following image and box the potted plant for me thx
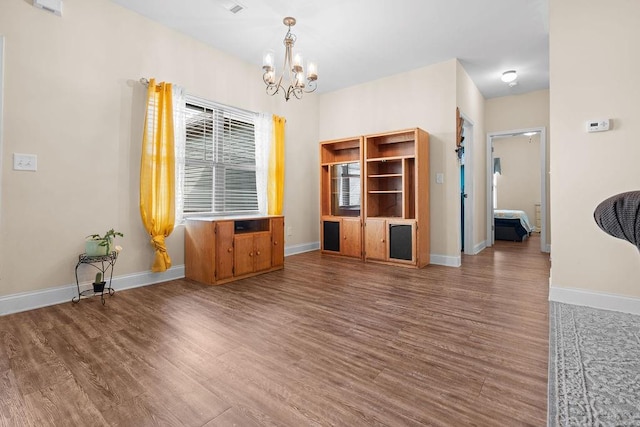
[93,272,106,293]
[85,229,124,256]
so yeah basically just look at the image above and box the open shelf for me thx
[366,130,416,159]
[234,218,270,233]
[368,173,403,178]
[321,137,361,164]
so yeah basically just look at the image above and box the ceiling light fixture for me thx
[501,70,517,83]
[262,17,318,101]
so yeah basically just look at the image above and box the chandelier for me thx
[262,17,318,101]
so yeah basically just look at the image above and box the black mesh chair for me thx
[594,191,640,251]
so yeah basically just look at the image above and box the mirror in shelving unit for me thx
[330,162,361,217]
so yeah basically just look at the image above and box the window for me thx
[183,97,259,215]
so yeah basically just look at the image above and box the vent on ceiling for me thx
[222,1,245,14]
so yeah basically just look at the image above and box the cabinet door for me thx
[271,217,284,267]
[341,218,362,258]
[389,222,416,264]
[215,221,234,281]
[234,234,254,277]
[322,220,341,252]
[185,220,215,284]
[365,219,387,261]
[254,232,272,272]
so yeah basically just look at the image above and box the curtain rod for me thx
[140,78,175,89]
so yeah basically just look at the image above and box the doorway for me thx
[486,127,548,253]
[459,113,474,255]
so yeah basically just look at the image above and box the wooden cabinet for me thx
[185,216,284,285]
[364,219,417,265]
[321,216,362,258]
[320,136,364,259]
[234,232,272,276]
[364,128,429,268]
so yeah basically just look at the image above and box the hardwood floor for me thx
[0,237,550,426]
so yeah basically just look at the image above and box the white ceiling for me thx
[110,0,549,99]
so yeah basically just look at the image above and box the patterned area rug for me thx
[549,302,640,426]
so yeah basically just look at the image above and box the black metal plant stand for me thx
[73,252,118,305]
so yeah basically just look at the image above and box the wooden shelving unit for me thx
[364,128,429,267]
[320,136,363,258]
[319,128,430,268]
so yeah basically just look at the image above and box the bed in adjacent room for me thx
[494,209,534,242]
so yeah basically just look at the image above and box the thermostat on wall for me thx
[586,119,611,133]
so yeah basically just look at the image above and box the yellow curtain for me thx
[140,79,175,272]
[268,115,286,215]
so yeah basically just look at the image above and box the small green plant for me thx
[92,272,106,293]
[86,229,124,254]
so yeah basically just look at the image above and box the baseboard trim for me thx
[430,254,461,267]
[285,241,320,257]
[549,286,640,315]
[0,265,185,317]
[471,240,487,255]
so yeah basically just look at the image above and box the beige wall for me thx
[486,89,550,244]
[550,0,640,297]
[493,135,541,225]
[0,0,319,297]
[319,59,486,260]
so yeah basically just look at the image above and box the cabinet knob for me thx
[256,251,261,256]
[344,236,347,240]
[228,248,233,253]
[274,241,278,245]
[249,252,253,257]
[381,239,385,243]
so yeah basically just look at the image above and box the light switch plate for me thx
[13,153,37,171]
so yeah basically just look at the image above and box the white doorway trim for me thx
[460,112,475,255]
[0,36,4,224]
[486,127,548,253]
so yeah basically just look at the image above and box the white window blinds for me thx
[338,163,361,208]
[183,98,259,215]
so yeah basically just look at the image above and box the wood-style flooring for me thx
[0,236,550,426]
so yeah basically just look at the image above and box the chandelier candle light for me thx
[262,17,318,101]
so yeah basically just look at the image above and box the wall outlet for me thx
[436,173,444,184]
[286,226,293,236]
[13,153,37,171]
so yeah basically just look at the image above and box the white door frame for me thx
[0,36,4,224]
[486,127,548,253]
[460,112,474,255]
